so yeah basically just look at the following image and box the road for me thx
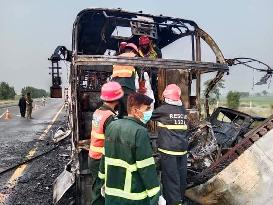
[0,99,71,205]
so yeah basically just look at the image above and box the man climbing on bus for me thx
[138,35,162,59]
[111,43,139,116]
[138,35,162,107]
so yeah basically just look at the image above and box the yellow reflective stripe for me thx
[157,122,187,130]
[105,186,160,200]
[136,157,155,169]
[90,145,105,154]
[105,157,137,172]
[104,157,160,200]
[91,131,105,139]
[146,186,160,197]
[105,157,155,172]
[124,170,132,192]
[98,171,105,179]
[158,148,187,156]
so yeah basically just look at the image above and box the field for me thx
[0,100,17,106]
[240,96,273,108]
[218,96,273,117]
[0,95,21,107]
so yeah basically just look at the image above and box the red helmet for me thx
[119,41,127,50]
[139,35,150,46]
[163,84,181,101]
[100,82,124,101]
[125,43,139,53]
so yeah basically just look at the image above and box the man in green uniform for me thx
[79,82,124,205]
[99,93,160,205]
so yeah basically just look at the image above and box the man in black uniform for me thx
[152,84,188,205]
[18,94,26,117]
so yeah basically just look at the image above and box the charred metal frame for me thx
[50,8,273,205]
[68,8,230,204]
[71,8,228,116]
[73,55,228,71]
[190,114,273,187]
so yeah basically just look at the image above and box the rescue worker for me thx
[26,92,33,119]
[138,35,162,107]
[111,43,139,116]
[138,35,162,59]
[89,82,124,205]
[98,93,160,205]
[118,41,127,55]
[18,94,26,118]
[152,84,188,205]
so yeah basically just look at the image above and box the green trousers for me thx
[89,158,105,205]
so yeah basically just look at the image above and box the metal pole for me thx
[195,34,201,115]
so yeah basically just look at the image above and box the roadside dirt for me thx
[0,115,74,205]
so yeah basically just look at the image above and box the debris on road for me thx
[53,127,71,143]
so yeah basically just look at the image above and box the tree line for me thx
[0,82,48,100]
[0,82,16,100]
[21,86,48,98]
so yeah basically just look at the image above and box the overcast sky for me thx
[1,0,272,94]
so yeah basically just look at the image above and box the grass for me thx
[216,96,273,118]
[0,100,17,106]
[0,95,21,106]
[240,96,273,107]
[219,96,273,108]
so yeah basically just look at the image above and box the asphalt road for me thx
[0,98,72,205]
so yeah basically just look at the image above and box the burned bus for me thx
[50,8,273,205]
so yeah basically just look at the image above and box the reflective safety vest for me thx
[112,52,136,78]
[157,122,188,156]
[100,156,160,201]
[139,46,158,60]
[152,103,189,156]
[89,109,114,160]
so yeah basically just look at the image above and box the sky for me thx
[0,0,272,95]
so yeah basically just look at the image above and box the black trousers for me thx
[160,153,187,205]
[19,107,26,117]
[119,87,135,117]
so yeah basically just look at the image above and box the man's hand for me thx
[101,185,105,197]
[78,140,90,151]
[158,195,166,205]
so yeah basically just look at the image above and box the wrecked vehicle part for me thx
[209,107,266,148]
[196,28,227,118]
[187,121,219,182]
[52,126,72,143]
[226,57,272,71]
[49,8,273,205]
[49,46,72,62]
[48,46,72,98]
[186,114,273,205]
[68,8,231,205]
[190,114,273,187]
[74,55,228,71]
[73,8,198,54]
[186,107,267,188]
[226,57,273,86]
[53,161,75,205]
